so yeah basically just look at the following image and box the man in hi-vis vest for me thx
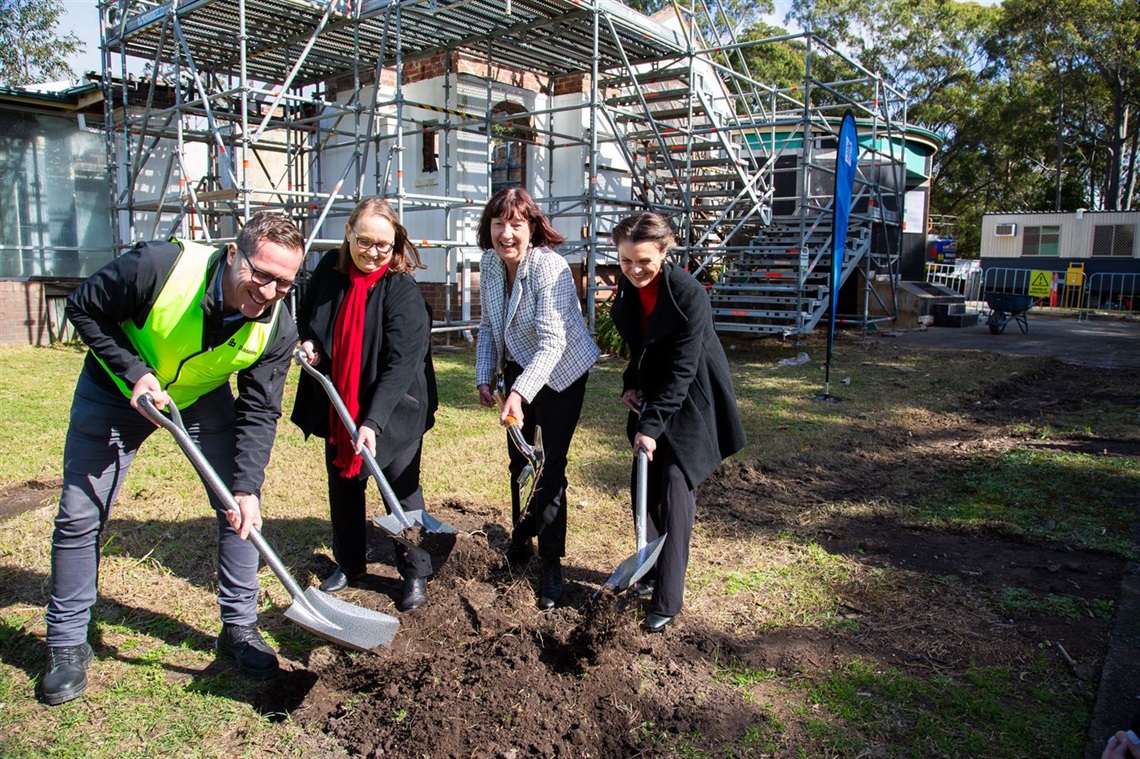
[40,212,306,705]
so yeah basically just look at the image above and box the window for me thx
[488,100,531,194]
[421,124,439,173]
[1022,225,1060,256]
[1092,224,1135,257]
[0,109,113,279]
[491,141,525,194]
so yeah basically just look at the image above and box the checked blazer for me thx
[475,245,599,402]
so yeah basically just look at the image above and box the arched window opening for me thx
[489,100,532,194]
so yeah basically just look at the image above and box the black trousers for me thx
[631,437,695,617]
[504,362,588,559]
[324,440,432,579]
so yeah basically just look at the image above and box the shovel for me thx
[492,385,544,518]
[599,448,666,594]
[138,394,400,651]
[294,350,456,543]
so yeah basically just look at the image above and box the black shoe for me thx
[642,612,673,633]
[400,576,428,611]
[505,536,534,567]
[40,642,93,705]
[632,580,655,600]
[217,623,279,680]
[538,558,563,610]
[319,565,363,593]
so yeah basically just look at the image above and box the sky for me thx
[58,0,103,78]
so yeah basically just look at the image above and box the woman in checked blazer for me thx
[474,187,600,610]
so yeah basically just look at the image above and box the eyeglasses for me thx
[351,231,395,254]
[237,247,305,294]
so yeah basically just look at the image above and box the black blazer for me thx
[290,249,437,470]
[611,261,746,488]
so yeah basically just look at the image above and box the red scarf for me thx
[637,275,660,336]
[330,262,389,478]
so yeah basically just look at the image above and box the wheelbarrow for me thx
[984,292,1037,335]
[294,350,456,545]
[138,394,401,651]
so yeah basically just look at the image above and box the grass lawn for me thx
[0,333,1136,758]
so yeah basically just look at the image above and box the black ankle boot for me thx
[216,623,279,680]
[505,535,534,567]
[41,642,94,705]
[538,558,563,610]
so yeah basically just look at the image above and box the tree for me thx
[0,0,84,86]
[992,0,1140,210]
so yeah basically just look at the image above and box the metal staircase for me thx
[598,56,772,260]
[710,217,873,335]
[592,21,903,338]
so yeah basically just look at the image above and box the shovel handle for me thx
[493,390,539,460]
[136,394,308,601]
[294,352,413,530]
[635,448,649,552]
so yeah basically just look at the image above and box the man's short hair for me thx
[236,211,304,255]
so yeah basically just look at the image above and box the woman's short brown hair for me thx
[611,212,676,252]
[477,187,566,251]
[338,198,424,274]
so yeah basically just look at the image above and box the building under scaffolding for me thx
[98,0,936,336]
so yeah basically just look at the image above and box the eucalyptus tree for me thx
[0,0,83,86]
[993,0,1139,210]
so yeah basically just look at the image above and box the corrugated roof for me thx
[106,0,687,86]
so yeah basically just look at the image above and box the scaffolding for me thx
[98,0,908,336]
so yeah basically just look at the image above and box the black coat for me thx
[290,250,437,470]
[611,262,746,488]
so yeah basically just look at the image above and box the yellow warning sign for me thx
[1028,270,1052,298]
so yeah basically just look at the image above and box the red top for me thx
[637,275,660,335]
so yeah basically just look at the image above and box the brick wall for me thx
[402,52,450,85]
[0,280,76,346]
[421,274,482,326]
[329,51,549,96]
[552,73,589,96]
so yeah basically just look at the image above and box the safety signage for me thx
[1028,270,1052,298]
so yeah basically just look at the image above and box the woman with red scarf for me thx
[291,198,437,612]
[609,212,746,633]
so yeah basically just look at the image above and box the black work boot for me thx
[216,623,279,680]
[504,535,534,567]
[319,565,364,594]
[40,642,94,705]
[400,576,428,611]
[538,558,563,610]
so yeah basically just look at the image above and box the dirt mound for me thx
[250,354,1133,757]
[281,530,771,756]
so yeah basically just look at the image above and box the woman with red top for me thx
[291,198,438,612]
[609,212,746,632]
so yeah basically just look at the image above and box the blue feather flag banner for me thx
[826,111,859,380]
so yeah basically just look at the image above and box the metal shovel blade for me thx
[296,350,456,537]
[372,509,456,537]
[590,448,666,601]
[600,534,667,593]
[285,587,401,651]
[137,395,401,651]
